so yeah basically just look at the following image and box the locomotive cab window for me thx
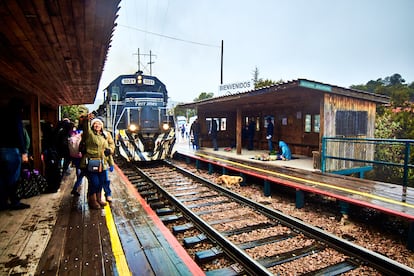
[126,92,163,99]
[110,85,121,101]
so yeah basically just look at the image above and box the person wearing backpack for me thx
[68,129,86,196]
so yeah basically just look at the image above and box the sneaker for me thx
[106,196,113,203]
[71,190,80,196]
[10,202,30,210]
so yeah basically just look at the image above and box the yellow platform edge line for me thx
[196,152,414,209]
[104,204,132,276]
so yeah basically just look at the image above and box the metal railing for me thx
[321,137,414,187]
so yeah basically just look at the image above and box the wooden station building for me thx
[178,79,390,172]
[0,0,120,171]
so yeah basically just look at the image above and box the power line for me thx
[118,24,220,48]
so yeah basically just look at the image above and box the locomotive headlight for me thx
[162,123,170,131]
[128,123,139,132]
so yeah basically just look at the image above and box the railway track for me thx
[120,160,414,275]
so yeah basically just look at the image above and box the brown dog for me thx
[216,175,243,188]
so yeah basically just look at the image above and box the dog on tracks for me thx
[216,174,243,188]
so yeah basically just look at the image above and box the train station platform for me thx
[174,139,414,222]
[0,165,204,275]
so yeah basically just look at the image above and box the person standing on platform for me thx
[247,118,255,150]
[80,114,115,209]
[69,128,84,196]
[266,117,274,152]
[180,124,185,141]
[54,117,73,177]
[104,154,115,203]
[190,118,201,150]
[209,119,218,151]
[185,123,189,140]
[0,98,30,210]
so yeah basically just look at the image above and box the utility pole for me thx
[133,48,157,75]
[148,50,155,75]
[220,40,224,84]
[133,48,141,71]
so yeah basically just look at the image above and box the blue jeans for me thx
[87,170,106,195]
[103,170,111,197]
[267,139,273,152]
[248,136,254,150]
[0,148,22,207]
[212,137,218,150]
[72,158,86,191]
[193,134,200,149]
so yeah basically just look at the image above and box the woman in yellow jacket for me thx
[80,114,115,209]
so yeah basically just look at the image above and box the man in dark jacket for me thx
[247,118,255,150]
[266,117,274,152]
[190,118,201,150]
[0,98,30,210]
[209,119,218,151]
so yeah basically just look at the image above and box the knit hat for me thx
[90,118,104,127]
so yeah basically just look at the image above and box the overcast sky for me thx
[92,0,414,108]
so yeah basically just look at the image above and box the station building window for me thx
[305,114,312,132]
[206,118,225,131]
[314,114,320,133]
[335,111,367,136]
[244,116,260,131]
[305,114,320,133]
[220,118,226,131]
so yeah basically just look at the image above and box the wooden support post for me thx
[239,172,246,186]
[296,189,304,208]
[236,107,242,155]
[408,221,414,251]
[30,95,42,172]
[264,179,271,197]
[338,201,349,216]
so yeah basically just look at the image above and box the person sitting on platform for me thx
[278,140,292,161]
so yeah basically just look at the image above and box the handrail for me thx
[321,137,413,187]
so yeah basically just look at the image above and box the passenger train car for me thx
[96,71,176,161]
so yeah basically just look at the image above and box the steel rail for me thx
[164,160,414,276]
[135,163,273,276]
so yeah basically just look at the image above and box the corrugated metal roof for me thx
[178,79,390,109]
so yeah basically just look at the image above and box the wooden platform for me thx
[0,166,204,275]
[175,141,414,221]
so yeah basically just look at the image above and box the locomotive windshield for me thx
[125,92,164,99]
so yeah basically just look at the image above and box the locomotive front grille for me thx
[140,134,157,152]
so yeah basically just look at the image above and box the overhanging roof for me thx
[178,79,390,112]
[0,0,120,108]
